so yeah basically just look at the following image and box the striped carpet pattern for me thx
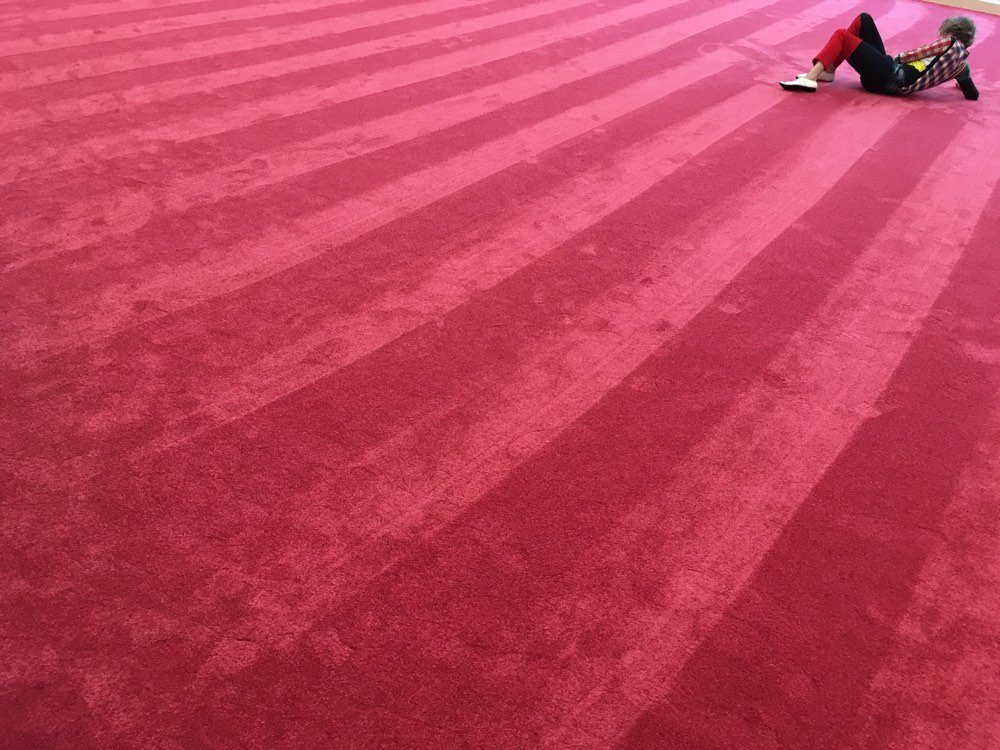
[2,0,1000,746]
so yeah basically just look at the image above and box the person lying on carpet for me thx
[779,13,979,100]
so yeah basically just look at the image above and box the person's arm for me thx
[896,37,952,63]
[956,64,979,100]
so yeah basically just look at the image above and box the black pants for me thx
[847,13,900,94]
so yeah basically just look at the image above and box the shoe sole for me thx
[780,81,817,92]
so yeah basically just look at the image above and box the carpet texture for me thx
[2,0,1000,746]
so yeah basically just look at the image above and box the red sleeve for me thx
[898,37,952,63]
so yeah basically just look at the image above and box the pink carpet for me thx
[2,0,1000,746]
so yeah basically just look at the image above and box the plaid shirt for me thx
[896,37,970,94]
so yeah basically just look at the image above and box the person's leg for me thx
[846,40,896,92]
[780,14,880,91]
[802,61,830,80]
[805,13,884,78]
[814,28,863,73]
[786,27,862,87]
[852,12,886,54]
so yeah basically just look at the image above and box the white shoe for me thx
[780,77,818,92]
[798,71,835,82]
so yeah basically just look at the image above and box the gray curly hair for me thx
[939,16,976,47]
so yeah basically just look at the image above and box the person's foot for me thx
[798,71,835,82]
[780,78,818,92]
